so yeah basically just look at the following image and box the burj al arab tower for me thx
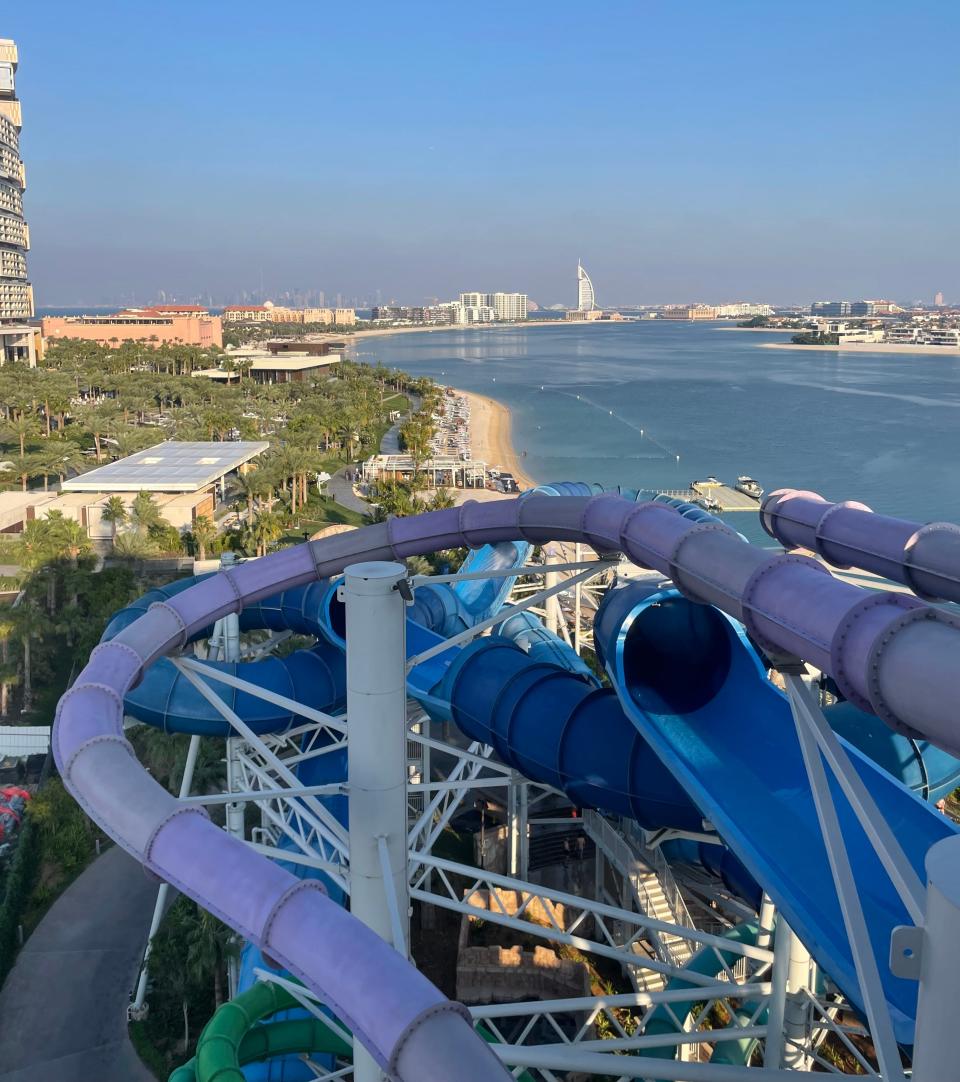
[577,261,596,312]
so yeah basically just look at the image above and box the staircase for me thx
[583,811,697,991]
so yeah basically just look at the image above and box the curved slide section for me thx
[762,488,960,604]
[594,581,958,1042]
[56,494,960,1077]
[108,540,528,736]
[169,982,351,1082]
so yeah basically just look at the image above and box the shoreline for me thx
[454,387,538,491]
[715,326,800,333]
[349,319,564,342]
[760,341,960,356]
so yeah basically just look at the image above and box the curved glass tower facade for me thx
[577,261,596,312]
[0,39,33,365]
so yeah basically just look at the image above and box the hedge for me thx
[0,816,41,985]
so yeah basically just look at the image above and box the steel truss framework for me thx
[128,550,945,1079]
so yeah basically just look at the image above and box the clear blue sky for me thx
[7,0,960,307]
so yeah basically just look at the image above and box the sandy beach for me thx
[456,388,537,491]
[760,341,960,356]
[347,319,564,343]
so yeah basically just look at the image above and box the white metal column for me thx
[344,562,410,1082]
[910,834,960,1080]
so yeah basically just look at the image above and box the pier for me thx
[655,481,762,512]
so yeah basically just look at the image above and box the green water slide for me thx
[167,980,535,1082]
[168,982,350,1082]
[640,920,765,1067]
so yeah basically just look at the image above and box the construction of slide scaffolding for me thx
[53,482,960,1081]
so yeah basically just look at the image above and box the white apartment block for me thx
[491,292,528,321]
[458,291,528,322]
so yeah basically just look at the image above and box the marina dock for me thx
[656,481,762,513]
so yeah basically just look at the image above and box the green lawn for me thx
[278,493,367,545]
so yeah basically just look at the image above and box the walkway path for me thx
[327,467,369,515]
[0,845,158,1082]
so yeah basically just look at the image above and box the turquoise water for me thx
[355,321,960,542]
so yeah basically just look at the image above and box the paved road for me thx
[0,845,158,1082]
[327,467,369,515]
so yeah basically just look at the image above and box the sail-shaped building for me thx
[577,261,596,312]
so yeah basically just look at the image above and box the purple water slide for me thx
[54,495,960,1078]
[762,488,960,604]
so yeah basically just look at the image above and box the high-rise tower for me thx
[0,39,34,365]
[577,261,596,312]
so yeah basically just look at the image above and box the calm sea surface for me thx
[355,321,960,544]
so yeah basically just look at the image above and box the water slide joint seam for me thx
[829,591,922,717]
[261,880,329,948]
[904,522,960,600]
[386,999,473,1077]
[144,806,213,867]
[867,605,960,736]
[666,521,741,602]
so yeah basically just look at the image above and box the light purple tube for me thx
[54,493,960,1080]
[761,488,960,603]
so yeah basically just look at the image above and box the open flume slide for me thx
[57,492,960,1076]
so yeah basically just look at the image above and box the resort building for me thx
[361,454,489,489]
[41,309,224,348]
[225,304,356,326]
[811,300,876,317]
[248,353,342,384]
[222,305,271,323]
[715,303,775,317]
[661,305,719,320]
[0,490,215,539]
[62,440,269,504]
[0,39,36,367]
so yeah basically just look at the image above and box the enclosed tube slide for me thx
[592,582,957,1041]
[169,982,351,1082]
[106,541,528,736]
[761,488,960,605]
[55,494,960,1077]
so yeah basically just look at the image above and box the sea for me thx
[357,321,960,545]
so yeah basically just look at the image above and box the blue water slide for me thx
[103,533,531,736]
[592,581,958,1041]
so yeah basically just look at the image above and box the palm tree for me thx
[190,515,216,561]
[101,495,128,542]
[13,601,46,710]
[243,509,283,558]
[185,906,234,1010]
[130,491,163,535]
[0,614,16,717]
[112,530,159,560]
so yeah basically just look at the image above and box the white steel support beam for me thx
[130,732,201,1017]
[789,677,906,1081]
[785,673,926,924]
[343,562,410,1082]
[172,659,348,854]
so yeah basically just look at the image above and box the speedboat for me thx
[736,476,763,500]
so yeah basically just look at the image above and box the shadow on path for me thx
[0,845,159,1082]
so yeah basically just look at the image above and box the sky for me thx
[6,0,960,307]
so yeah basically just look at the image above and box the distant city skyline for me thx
[6,1,960,308]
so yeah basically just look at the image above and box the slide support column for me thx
[344,562,410,1082]
[911,836,960,1080]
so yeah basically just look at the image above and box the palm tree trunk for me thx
[22,637,31,707]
